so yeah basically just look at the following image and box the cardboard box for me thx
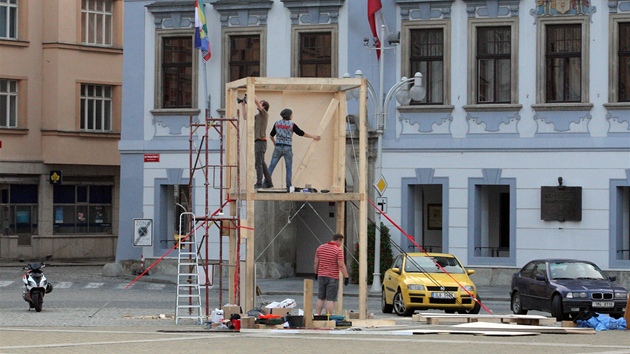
[222,305,242,318]
[312,320,336,329]
[265,306,292,317]
[240,316,256,329]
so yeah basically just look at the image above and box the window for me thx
[291,25,337,78]
[408,21,449,105]
[0,184,38,235]
[80,84,112,131]
[618,22,630,102]
[161,35,193,109]
[545,24,581,102]
[81,0,113,46]
[468,175,516,266]
[477,27,511,103]
[467,19,518,106]
[0,79,17,128]
[0,0,17,39]
[298,32,331,78]
[536,18,589,105]
[229,35,260,82]
[53,185,112,234]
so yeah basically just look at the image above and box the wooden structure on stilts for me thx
[222,77,370,319]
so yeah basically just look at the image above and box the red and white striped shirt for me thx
[315,242,343,279]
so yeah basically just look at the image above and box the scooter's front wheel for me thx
[32,291,43,312]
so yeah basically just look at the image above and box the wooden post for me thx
[304,279,313,328]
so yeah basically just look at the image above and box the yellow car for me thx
[382,252,480,316]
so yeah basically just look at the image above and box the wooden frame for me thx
[224,76,369,318]
[427,204,442,230]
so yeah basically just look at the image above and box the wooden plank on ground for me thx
[349,319,397,327]
[410,329,541,336]
[415,313,556,326]
[453,322,596,334]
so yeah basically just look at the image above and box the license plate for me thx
[432,292,454,299]
[592,301,614,308]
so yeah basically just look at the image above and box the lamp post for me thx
[349,25,426,293]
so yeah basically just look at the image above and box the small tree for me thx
[350,221,394,285]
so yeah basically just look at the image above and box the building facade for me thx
[0,0,123,260]
[117,0,629,281]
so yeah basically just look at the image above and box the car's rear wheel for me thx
[511,291,527,315]
[381,288,393,313]
[551,294,564,321]
[393,290,414,316]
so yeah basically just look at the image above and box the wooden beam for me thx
[293,98,338,183]
[304,279,313,328]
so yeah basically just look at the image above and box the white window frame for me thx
[80,84,112,132]
[535,16,590,107]
[291,25,338,78]
[400,20,451,108]
[0,0,17,40]
[0,79,18,128]
[608,15,630,105]
[81,0,113,46]
[467,18,519,107]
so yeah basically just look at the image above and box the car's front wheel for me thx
[381,288,393,313]
[511,291,527,315]
[393,290,414,316]
[551,294,565,321]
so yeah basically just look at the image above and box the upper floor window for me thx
[545,24,581,103]
[410,28,444,105]
[0,0,17,39]
[162,36,193,109]
[476,27,511,103]
[291,25,337,78]
[618,22,630,102]
[0,79,17,128]
[229,34,260,82]
[298,32,331,78]
[80,84,112,131]
[81,0,113,46]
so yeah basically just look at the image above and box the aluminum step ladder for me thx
[175,212,203,325]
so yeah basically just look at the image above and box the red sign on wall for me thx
[144,154,160,162]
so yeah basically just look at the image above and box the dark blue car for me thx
[510,259,628,321]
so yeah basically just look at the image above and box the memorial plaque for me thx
[540,186,582,222]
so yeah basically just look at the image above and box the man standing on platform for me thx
[241,96,273,189]
[314,233,349,315]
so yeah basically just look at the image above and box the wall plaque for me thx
[540,186,582,222]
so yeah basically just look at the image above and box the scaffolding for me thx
[186,76,371,319]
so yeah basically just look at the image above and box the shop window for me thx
[53,184,112,234]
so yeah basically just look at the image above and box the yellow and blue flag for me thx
[195,0,211,61]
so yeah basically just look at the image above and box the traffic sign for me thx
[374,175,388,196]
[133,219,153,247]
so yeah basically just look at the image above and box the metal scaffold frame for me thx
[187,109,242,317]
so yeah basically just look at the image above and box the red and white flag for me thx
[368,0,388,60]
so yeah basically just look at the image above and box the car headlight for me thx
[407,284,425,291]
[614,291,628,299]
[462,285,475,292]
[566,292,588,299]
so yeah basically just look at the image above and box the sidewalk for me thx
[126,272,511,302]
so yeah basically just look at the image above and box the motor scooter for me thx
[20,255,53,312]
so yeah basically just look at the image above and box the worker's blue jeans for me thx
[268,144,293,187]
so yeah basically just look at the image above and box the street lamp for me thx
[347,65,425,292]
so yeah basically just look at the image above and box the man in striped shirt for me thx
[314,233,349,315]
